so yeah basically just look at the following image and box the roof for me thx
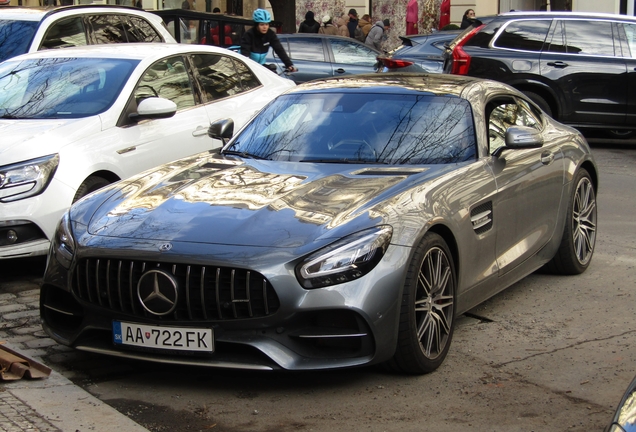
[290,73,482,97]
[0,5,163,22]
[1,42,232,62]
[496,11,636,23]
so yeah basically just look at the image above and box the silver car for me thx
[41,73,598,374]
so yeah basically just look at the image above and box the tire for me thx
[72,176,110,203]
[546,169,597,275]
[385,232,456,374]
[523,91,552,117]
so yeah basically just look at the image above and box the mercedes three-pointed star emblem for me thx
[137,270,178,316]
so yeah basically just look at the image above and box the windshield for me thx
[225,92,476,165]
[0,57,139,119]
[0,20,39,63]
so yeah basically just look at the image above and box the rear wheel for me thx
[523,91,552,117]
[606,130,635,139]
[385,232,456,374]
[72,176,110,203]
[546,169,596,275]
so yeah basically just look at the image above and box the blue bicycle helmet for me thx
[252,9,271,23]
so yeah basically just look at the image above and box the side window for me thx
[494,20,551,52]
[125,16,163,42]
[285,38,325,62]
[546,20,566,53]
[621,23,636,57]
[88,15,128,44]
[330,39,377,65]
[133,56,195,110]
[191,54,243,101]
[487,99,539,154]
[232,58,261,91]
[563,20,615,56]
[40,17,88,50]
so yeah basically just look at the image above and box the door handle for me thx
[546,61,568,68]
[540,151,554,165]
[192,125,209,137]
[335,68,346,74]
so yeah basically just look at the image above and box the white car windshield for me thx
[225,92,476,165]
[0,57,138,119]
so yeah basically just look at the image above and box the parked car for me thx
[378,30,460,73]
[264,34,382,83]
[151,9,282,47]
[606,375,636,432]
[0,5,176,63]
[0,43,295,260]
[443,11,636,136]
[40,73,598,374]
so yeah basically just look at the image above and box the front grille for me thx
[72,259,280,321]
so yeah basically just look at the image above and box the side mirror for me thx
[208,118,234,146]
[493,126,544,157]
[129,97,177,122]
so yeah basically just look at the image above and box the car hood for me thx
[84,154,439,248]
[0,117,100,164]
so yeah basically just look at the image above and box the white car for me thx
[0,5,177,63]
[0,43,295,259]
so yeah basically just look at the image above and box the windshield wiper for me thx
[300,159,387,164]
[221,150,267,160]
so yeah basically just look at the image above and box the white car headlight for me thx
[0,154,59,202]
[296,226,393,289]
[53,212,76,269]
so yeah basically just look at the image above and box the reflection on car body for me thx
[40,73,598,374]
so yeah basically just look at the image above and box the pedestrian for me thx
[406,0,418,36]
[365,19,390,51]
[346,9,359,38]
[335,16,350,37]
[298,11,320,33]
[319,15,339,36]
[438,0,450,30]
[359,14,372,37]
[181,0,193,10]
[460,9,476,29]
[240,9,296,72]
[212,7,220,12]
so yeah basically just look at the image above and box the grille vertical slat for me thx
[85,260,93,303]
[215,268,223,320]
[106,260,113,309]
[246,271,253,318]
[72,259,279,321]
[200,267,207,320]
[186,266,193,320]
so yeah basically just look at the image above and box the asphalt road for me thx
[1,141,634,432]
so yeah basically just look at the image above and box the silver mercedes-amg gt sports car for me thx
[41,73,598,374]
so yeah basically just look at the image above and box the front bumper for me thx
[41,239,411,371]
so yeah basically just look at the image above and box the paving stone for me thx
[0,293,17,302]
[24,338,58,349]
[11,326,45,336]
[17,289,40,298]
[3,310,40,320]
[0,303,27,314]
[1,335,37,344]
[16,348,48,358]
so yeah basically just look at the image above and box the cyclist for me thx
[240,9,297,72]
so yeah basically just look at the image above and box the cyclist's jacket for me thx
[240,27,293,68]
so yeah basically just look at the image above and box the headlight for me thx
[0,154,59,202]
[53,212,75,269]
[296,226,393,289]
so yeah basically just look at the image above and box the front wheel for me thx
[385,232,456,374]
[72,176,110,203]
[546,169,597,275]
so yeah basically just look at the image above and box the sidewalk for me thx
[0,288,150,432]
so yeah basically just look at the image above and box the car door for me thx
[189,52,266,137]
[327,38,379,76]
[485,95,564,276]
[107,54,214,174]
[540,19,627,126]
[617,21,636,127]
[273,36,332,83]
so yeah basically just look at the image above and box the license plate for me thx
[113,321,214,352]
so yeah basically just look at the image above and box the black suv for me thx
[444,12,636,136]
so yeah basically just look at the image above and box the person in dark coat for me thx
[240,9,296,71]
[346,8,359,38]
[460,9,476,29]
[298,11,320,33]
